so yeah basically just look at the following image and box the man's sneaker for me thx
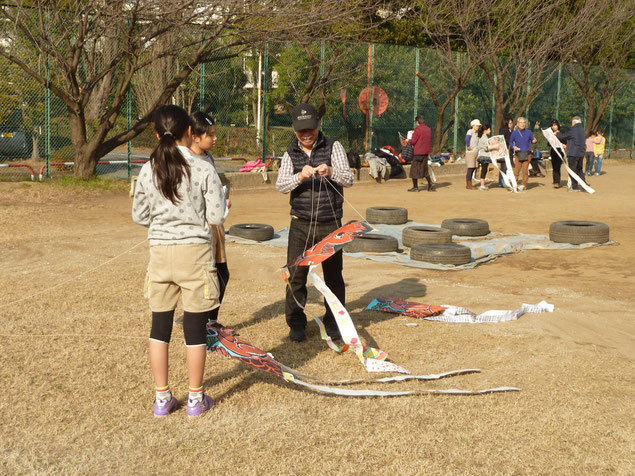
[518,185,527,191]
[324,324,342,341]
[407,187,420,192]
[187,394,214,418]
[154,396,178,418]
[595,173,600,176]
[567,188,580,192]
[289,326,306,342]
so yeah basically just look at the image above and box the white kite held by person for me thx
[487,135,517,192]
[541,128,595,194]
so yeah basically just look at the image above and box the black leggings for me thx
[479,161,490,179]
[208,262,230,323]
[151,310,208,346]
[466,167,476,181]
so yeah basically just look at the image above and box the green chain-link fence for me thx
[1,40,634,181]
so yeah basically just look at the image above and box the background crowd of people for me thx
[402,114,607,193]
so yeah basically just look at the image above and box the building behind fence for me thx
[1,41,633,180]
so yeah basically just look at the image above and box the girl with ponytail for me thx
[132,105,226,418]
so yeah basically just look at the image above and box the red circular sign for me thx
[359,86,388,116]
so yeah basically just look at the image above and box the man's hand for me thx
[314,163,331,177]
[298,165,314,181]
[532,138,537,144]
[513,146,520,151]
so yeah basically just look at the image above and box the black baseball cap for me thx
[291,103,319,131]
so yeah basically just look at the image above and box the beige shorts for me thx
[144,243,220,312]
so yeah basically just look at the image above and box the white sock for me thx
[188,387,204,403]
[155,388,172,401]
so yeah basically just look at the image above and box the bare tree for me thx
[0,0,381,178]
[439,0,579,132]
[564,0,635,134]
[409,2,478,154]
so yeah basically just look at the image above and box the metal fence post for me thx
[492,72,497,126]
[607,96,614,157]
[556,63,562,121]
[413,48,419,127]
[632,106,635,159]
[368,43,375,151]
[199,34,206,112]
[320,40,325,78]
[452,51,459,158]
[199,63,206,112]
[127,85,132,179]
[525,60,532,119]
[261,43,269,160]
[45,52,51,179]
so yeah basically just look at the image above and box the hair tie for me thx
[205,118,213,125]
[163,131,173,137]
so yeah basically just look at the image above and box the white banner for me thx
[487,135,517,192]
[542,128,595,194]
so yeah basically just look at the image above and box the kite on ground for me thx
[366,298,554,323]
[206,324,519,397]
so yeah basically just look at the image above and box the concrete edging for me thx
[222,162,470,191]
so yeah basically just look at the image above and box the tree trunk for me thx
[585,100,596,135]
[68,109,99,178]
[432,117,444,155]
[31,133,40,161]
[494,83,505,132]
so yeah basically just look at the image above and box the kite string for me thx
[320,176,368,224]
[0,238,148,309]
[0,333,146,340]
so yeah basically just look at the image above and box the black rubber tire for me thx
[441,218,490,237]
[228,223,274,241]
[410,243,472,265]
[366,206,408,225]
[402,226,452,247]
[344,234,398,253]
[549,220,609,244]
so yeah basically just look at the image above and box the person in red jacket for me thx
[408,115,434,192]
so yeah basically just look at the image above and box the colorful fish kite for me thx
[366,298,448,319]
[367,298,554,323]
[284,220,373,268]
[206,324,520,397]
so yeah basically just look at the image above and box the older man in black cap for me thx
[275,103,354,342]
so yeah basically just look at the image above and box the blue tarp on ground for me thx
[225,222,616,270]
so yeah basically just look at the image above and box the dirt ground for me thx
[1,161,634,474]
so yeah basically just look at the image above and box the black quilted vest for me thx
[288,133,343,222]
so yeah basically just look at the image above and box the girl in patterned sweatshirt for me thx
[132,105,226,418]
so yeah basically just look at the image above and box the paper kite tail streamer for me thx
[206,325,519,397]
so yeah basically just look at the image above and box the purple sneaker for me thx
[187,394,214,418]
[153,396,178,418]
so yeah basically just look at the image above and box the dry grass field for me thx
[1,161,634,474]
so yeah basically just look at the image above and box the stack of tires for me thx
[343,206,407,253]
[406,218,490,265]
